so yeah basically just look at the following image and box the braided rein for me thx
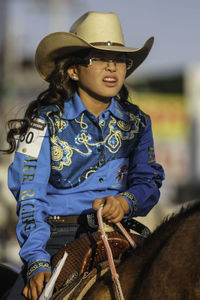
[97,206,137,300]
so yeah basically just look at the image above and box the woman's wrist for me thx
[27,259,51,281]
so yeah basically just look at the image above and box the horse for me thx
[1,201,200,299]
[82,200,200,300]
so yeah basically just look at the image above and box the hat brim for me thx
[35,32,154,81]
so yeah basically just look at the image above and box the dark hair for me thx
[2,50,129,154]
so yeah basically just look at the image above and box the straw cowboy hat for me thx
[35,11,154,81]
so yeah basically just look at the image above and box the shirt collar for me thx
[62,92,87,120]
[62,92,129,122]
[108,98,129,122]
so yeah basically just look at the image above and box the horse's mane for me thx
[150,200,200,239]
[134,200,200,256]
[158,200,200,225]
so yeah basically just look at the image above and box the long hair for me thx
[2,50,129,154]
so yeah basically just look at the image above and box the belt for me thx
[46,214,98,230]
[46,216,151,237]
[46,215,80,225]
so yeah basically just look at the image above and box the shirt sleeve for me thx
[8,118,52,280]
[119,115,165,217]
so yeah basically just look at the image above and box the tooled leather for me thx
[51,231,131,291]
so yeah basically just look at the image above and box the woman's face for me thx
[67,50,127,101]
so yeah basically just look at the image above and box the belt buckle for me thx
[46,216,55,227]
[86,213,98,230]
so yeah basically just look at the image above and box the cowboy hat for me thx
[35,11,154,81]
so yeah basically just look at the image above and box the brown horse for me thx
[82,201,200,300]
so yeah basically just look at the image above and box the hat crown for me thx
[69,11,125,45]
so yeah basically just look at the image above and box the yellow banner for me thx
[129,91,189,140]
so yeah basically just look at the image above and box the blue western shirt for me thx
[8,92,164,279]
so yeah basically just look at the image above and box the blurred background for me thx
[0,0,200,272]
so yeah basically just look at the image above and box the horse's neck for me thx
[121,208,200,299]
[118,215,186,298]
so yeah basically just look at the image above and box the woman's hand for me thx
[93,195,130,223]
[23,270,51,300]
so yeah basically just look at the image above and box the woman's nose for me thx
[105,60,116,71]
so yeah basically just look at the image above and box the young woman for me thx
[5,11,165,300]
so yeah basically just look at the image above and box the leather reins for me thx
[97,205,137,300]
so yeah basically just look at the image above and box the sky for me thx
[4,0,200,77]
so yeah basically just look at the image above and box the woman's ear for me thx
[67,66,79,81]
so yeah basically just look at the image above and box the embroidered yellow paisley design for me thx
[51,146,63,161]
[55,119,67,131]
[117,120,131,131]
[51,136,73,170]
[47,111,141,171]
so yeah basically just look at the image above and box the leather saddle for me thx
[51,218,149,292]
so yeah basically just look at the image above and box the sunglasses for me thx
[79,56,133,70]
